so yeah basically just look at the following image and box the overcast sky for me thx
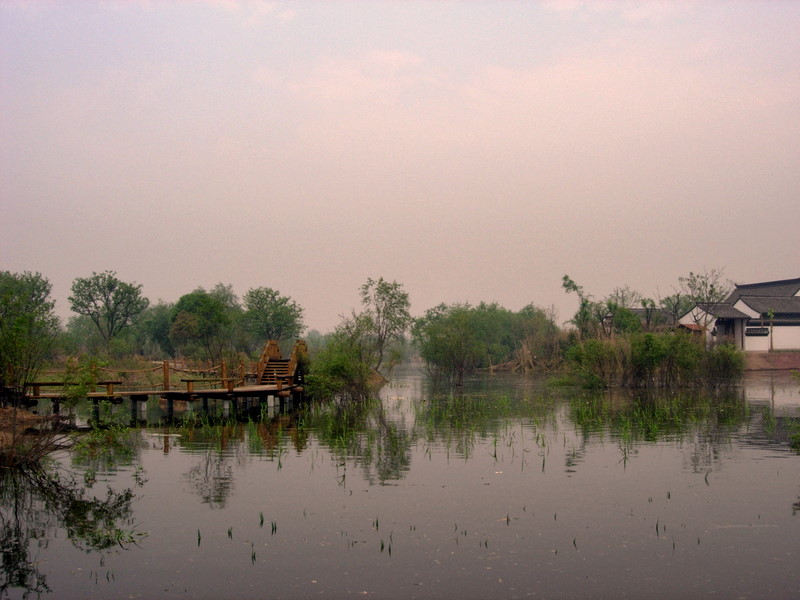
[2,0,799,333]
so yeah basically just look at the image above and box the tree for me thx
[137,302,176,357]
[658,292,692,330]
[169,289,230,364]
[243,287,305,343]
[0,272,60,406]
[607,285,642,309]
[677,268,732,336]
[412,303,482,386]
[306,312,376,402]
[359,278,411,373]
[679,268,731,307]
[68,271,149,344]
[307,278,410,400]
[562,275,600,340]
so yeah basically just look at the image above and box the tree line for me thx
[1,267,744,405]
[64,271,304,365]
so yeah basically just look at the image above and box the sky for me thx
[2,0,799,333]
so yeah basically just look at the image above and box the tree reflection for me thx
[568,389,750,470]
[304,398,413,484]
[0,466,141,598]
[184,450,235,508]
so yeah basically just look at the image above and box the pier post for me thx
[163,361,170,391]
[130,395,147,425]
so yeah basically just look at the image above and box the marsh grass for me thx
[0,407,70,468]
[569,389,748,446]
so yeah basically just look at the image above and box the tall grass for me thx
[565,333,744,389]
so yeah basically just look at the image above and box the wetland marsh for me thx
[3,368,799,599]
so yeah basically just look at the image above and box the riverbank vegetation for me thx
[1,267,750,416]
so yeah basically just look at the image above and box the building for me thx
[678,277,800,351]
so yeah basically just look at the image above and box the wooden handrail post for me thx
[163,361,170,391]
[221,361,228,383]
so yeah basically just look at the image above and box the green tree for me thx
[562,275,601,340]
[658,292,692,330]
[0,272,60,406]
[307,278,410,400]
[243,287,305,343]
[68,271,149,344]
[136,301,176,357]
[61,315,104,355]
[359,277,411,373]
[412,303,482,386]
[306,312,377,402]
[169,289,229,364]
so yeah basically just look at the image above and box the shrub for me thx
[702,342,744,383]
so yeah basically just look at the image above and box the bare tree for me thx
[677,267,732,335]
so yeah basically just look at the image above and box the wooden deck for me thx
[19,340,307,407]
[27,383,301,401]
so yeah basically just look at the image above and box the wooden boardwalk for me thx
[20,340,307,407]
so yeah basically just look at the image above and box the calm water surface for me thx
[3,369,800,599]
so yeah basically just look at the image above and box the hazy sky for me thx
[2,1,799,333]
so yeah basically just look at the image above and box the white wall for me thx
[774,326,800,350]
[744,325,800,351]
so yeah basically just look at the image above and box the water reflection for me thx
[0,466,141,598]
[304,397,414,484]
[11,369,800,599]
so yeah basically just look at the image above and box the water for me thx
[2,369,799,599]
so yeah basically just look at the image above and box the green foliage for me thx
[243,287,305,343]
[629,333,667,385]
[412,304,482,386]
[61,355,107,409]
[307,278,411,400]
[170,289,231,364]
[564,338,613,389]
[659,292,692,327]
[306,313,375,402]
[565,332,742,389]
[413,302,562,385]
[570,389,748,444]
[72,425,139,470]
[359,277,411,373]
[609,305,642,335]
[562,275,598,340]
[702,342,745,381]
[679,268,731,305]
[136,301,176,357]
[0,271,60,405]
[68,271,149,344]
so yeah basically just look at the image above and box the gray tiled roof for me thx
[725,277,800,302]
[697,303,751,319]
[738,296,800,316]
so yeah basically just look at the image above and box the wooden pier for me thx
[20,340,307,410]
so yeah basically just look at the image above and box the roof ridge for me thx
[734,277,800,289]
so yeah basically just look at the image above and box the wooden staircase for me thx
[256,340,308,387]
[259,358,292,385]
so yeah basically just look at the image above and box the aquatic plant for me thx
[564,333,743,389]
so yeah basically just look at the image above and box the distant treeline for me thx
[1,268,744,406]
